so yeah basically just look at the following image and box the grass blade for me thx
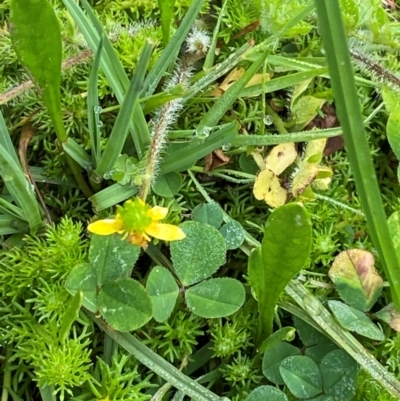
[0,143,42,233]
[198,50,268,127]
[88,312,221,401]
[89,184,138,212]
[87,38,103,165]
[141,0,206,97]
[62,0,151,158]
[94,43,152,178]
[158,0,174,46]
[314,0,400,307]
[160,122,238,174]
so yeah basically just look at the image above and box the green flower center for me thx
[116,199,152,233]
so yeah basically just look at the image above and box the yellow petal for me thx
[148,206,169,221]
[88,219,121,235]
[145,223,186,241]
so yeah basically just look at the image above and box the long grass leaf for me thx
[94,43,152,178]
[198,50,268,127]
[89,184,138,212]
[160,122,238,174]
[87,38,103,165]
[0,143,42,233]
[314,0,400,307]
[89,312,221,401]
[141,0,206,97]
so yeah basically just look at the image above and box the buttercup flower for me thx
[88,198,185,248]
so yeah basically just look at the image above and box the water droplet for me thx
[94,105,102,114]
[263,115,273,125]
[97,120,103,128]
[222,143,231,151]
[195,125,211,139]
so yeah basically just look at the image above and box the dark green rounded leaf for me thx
[279,356,322,399]
[239,153,259,175]
[152,172,182,197]
[89,234,140,286]
[245,386,288,401]
[320,349,358,401]
[170,221,226,286]
[65,262,97,313]
[146,266,179,322]
[262,341,301,385]
[219,220,245,250]
[98,278,152,331]
[185,278,244,318]
[191,202,223,228]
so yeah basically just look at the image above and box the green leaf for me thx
[375,303,400,332]
[160,122,238,174]
[339,0,359,31]
[199,49,269,127]
[65,262,97,313]
[192,202,224,228]
[87,38,103,165]
[59,291,83,343]
[292,96,326,130]
[141,0,206,97]
[245,386,288,401]
[262,341,301,385]
[89,234,140,286]
[315,0,400,309]
[185,278,245,318]
[152,172,182,197]
[170,221,226,286]
[328,249,383,312]
[219,220,245,250]
[320,349,358,401]
[0,143,42,234]
[146,266,179,322]
[89,183,138,212]
[279,356,323,399]
[89,312,221,401]
[157,0,174,46]
[328,300,385,341]
[294,316,338,364]
[98,278,152,331]
[388,211,400,260]
[10,0,65,141]
[94,43,152,178]
[259,327,296,353]
[248,203,312,339]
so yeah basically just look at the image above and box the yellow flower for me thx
[88,198,185,248]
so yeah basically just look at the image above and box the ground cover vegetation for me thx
[2,0,400,400]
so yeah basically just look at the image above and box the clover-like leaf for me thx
[219,220,245,250]
[374,303,400,333]
[171,221,226,286]
[320,349,358,401]
[98,278,152,332]
[245,386,288,401]
[328,249,383,311]
[185,278,245,318]
[65,262,97,313]
[146,266,179,322]
[262,341,301,385]
[153,172,182,197]
[89,234,140,286]
[191,202,223,228]
[279,356,323,399]
[328,300,385,341]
